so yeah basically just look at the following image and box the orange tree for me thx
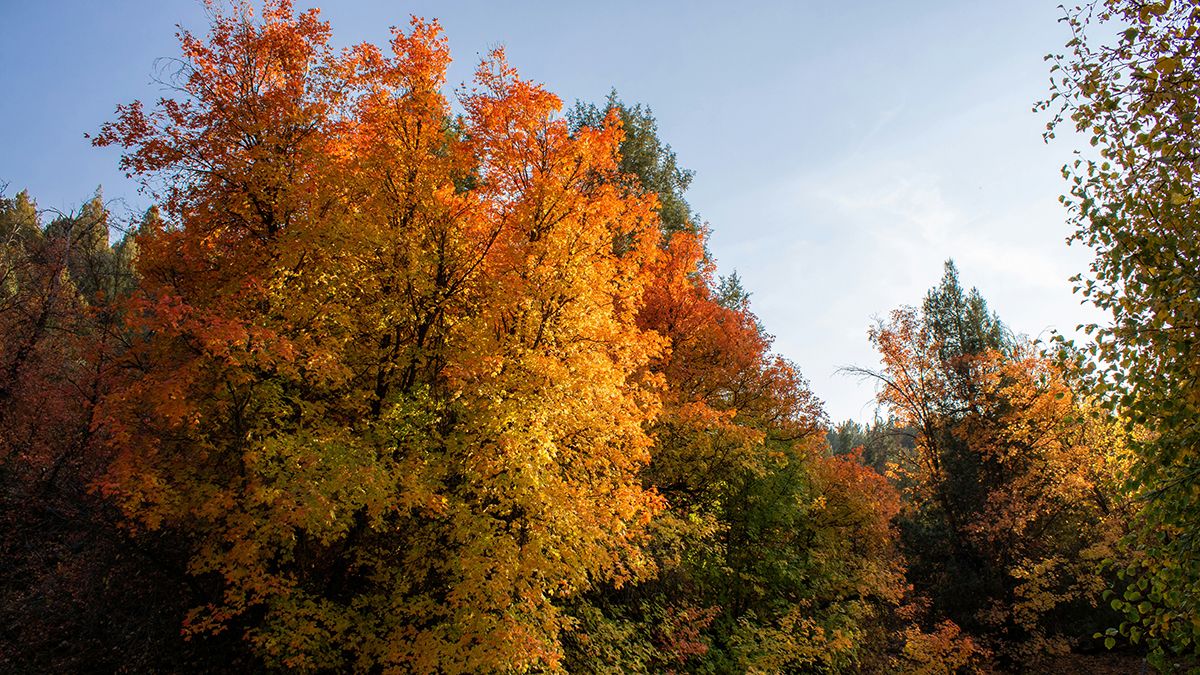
[641,231,905,673]
[0,192,239,672]
[93,3,668,671]
[0,190,134,492]
[857,262,1129,665]
[558,93,930,673]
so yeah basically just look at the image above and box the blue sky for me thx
[0,1,1104,422]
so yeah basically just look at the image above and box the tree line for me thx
[1,0,1197,672]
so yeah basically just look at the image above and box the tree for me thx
[567,92,699,239]
[92,3,668,670]
[559,90,919,669]
[856,262,1128,666]
[1044,0,1200,664]
[0,188,133,492]
[827,417,914,475]
[0,188,222,673]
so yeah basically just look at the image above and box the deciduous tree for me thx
[93,3,667,670]
[1044,0,1200,664]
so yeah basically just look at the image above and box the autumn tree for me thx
[92,3,670,671]
[0,188,135,496]
[562,227,912,673]
[637,230,905,672]
[858,262,1128,666]
[1043,0,1200,664]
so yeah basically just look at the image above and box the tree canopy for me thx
[0,1,1195,673]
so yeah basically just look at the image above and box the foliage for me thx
[0,188,135,498]
[91,3,671,671]
[0,1,1164,670]
[858,262,1129,666]
[2,5,919,670]
[0,188,252,671]
[1043,0,1200,666]
[567,92,699,239]
[827,416,913,475]
[895,620,988,675]
[559,222,910,673]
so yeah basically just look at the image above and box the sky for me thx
[0,0,1106,422]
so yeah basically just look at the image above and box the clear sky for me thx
[0,0,1105,422]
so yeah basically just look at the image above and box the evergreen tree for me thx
[568,92,699,238]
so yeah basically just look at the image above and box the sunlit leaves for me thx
[1044,0,1200,662]
[93,2,669,670]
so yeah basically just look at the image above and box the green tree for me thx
[826,416,912,476]
[568,92,699,238]
[922,260,1008,388]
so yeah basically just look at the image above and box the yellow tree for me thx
[1043,0,1200,662]
[94,3,665,671]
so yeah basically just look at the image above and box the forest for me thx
[1,0,1198,672]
